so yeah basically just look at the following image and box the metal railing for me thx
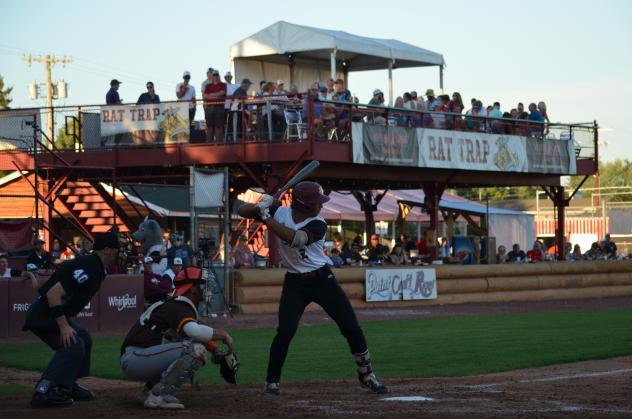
[0,96,598,160]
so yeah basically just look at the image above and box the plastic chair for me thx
[283,108,307,140]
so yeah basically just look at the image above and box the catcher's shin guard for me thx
[151,341,207,397]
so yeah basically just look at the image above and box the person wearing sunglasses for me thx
[137,81,161,104]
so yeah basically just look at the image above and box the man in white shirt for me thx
[176,71,197,125]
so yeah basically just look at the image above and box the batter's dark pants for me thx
[23,299,92,389]
[266,266,367,383]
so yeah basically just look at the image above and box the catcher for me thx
[120,266,238,409]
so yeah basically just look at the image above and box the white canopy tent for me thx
[230,21,446,105]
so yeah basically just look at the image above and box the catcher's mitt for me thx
[212,351,239,384]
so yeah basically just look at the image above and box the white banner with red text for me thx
[100,102,189,146]
[365,268,437,302]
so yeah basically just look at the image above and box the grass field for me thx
[1,308,632,385]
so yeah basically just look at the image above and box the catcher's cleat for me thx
[144,393,184,410]
[263,382,281,396]
[71,383,94,401]
[139,383,181,405]
[31,387,74,408]
[359,372,390,394]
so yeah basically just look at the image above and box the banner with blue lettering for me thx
[365,268,437,302]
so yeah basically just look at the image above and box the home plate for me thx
[383,396,434,402]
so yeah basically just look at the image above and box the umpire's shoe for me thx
[31,383,74,408]
[359,372,390,394]
[263,382,281,396]
[71,383,94,401]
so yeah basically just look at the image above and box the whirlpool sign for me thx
[107,294,138,311]
[365,269,437,302]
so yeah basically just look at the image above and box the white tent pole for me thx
[330,49,337,80]
[439,65,444,94]
[387,60,393,107]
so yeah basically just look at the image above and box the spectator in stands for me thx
[465,100,483,131]
[161,257,183,289]
[528,103,544,122]
[365,234,389,262]
[507,243,526,262]
[231,236,255,268]
[571,244,583,261]
[137,81,160,105]
[410,91,425,110]
[526,241,544,262]
[584,242,602,260]
[435,94,450,129]
[176,71,197,123]
[106,79,123,105]
[329,248,345,267]
[517,102,528,119]
[224,71,238,114]
[489,102,502,119]
[51,239,62,264]
[510,108,519,119]
[325,78,335,100]
[0,254,38,288]
[274,80,287,95]
[201,68,214,95]
[398,234,417,256]
[402,92,413,109]
[537,101,550,124]
[142,256,172,305]
[167,232,196,267]
[287,85,303,102]
[332,231,352,262]
[392,96,408,126]
[496,245,508,263]
[389,243,409,265]
[603,234,617,259]
[257,80,266,96]
[203,69,227,142]
[438,237,450,258]
[368,89,386,124]
[416,229,436,260]
[424,88,440,128]
[333,79,352,102]
[448,92,464,113]
[26,238,54,275]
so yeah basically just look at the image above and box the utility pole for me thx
[22,54,72,141]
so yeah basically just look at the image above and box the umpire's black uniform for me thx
[23,232,119,408]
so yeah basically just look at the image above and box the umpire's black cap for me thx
[93,232,119,250]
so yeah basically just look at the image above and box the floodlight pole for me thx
[439,65,444,94]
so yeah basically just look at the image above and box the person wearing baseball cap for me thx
[176,71,197,123]
[24,232,121,408]
[106,79,122,105]
[238,181,389,396]
[26,237,54,276]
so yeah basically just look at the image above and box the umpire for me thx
[23,232,120,408]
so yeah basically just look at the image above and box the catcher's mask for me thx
[173,267,205,297]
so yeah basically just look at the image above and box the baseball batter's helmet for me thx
[292,181,330,208]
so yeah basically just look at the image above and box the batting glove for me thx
[258,206,271,221]
[256,194,275,210]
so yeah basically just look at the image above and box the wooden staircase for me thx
[57,181,136,236]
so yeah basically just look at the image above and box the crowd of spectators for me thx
[104,68,554,143]
[496,234,623,263]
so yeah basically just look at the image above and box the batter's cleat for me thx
[263,382,281,396]
[31,387,74,408]
[144,393,184,410]
[359,373,390,394]
[71,383,94,401]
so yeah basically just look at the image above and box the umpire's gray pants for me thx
[120,343,185,383]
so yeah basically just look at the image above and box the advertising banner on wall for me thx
[365,268,437,302]
[100,102,189,146]
[352,123,575,175]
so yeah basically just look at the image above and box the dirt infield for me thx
[2,356,632,418]
[3,297,632,417]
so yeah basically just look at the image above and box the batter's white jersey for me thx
[272,206,330,273]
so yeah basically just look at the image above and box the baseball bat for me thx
[273,160,320,199]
